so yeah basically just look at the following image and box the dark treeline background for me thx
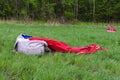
[0,0,120,23]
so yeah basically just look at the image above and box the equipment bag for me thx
[14,34,48,55]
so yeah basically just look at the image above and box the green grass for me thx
[0,21,120,80]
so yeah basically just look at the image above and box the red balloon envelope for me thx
[107,27,117,32]
[29,37,107,54]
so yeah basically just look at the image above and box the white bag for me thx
[14,34,48,55]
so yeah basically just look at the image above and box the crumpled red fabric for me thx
[107,27,117,32]
[29,37,106,54]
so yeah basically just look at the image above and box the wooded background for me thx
[0,0,120,23]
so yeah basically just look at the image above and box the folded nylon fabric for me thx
[29,37,107,54]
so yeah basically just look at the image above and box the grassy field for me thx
[0,21,120,80]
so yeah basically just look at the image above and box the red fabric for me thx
[107,27,116,32]
[29,37,105,54]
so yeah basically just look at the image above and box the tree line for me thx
[0,0,120,23]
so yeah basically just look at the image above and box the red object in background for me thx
[107,27,116,32]
[29,37,106,54]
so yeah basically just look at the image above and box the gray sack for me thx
[14,34,48,55]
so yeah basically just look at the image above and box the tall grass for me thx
[0,21,120,80]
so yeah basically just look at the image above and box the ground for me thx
[0,21,120,80]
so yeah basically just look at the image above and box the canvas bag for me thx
[14,34,48,55]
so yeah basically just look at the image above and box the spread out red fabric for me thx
[29,37,106,54]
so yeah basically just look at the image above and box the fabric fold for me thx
[29,37,106,54]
